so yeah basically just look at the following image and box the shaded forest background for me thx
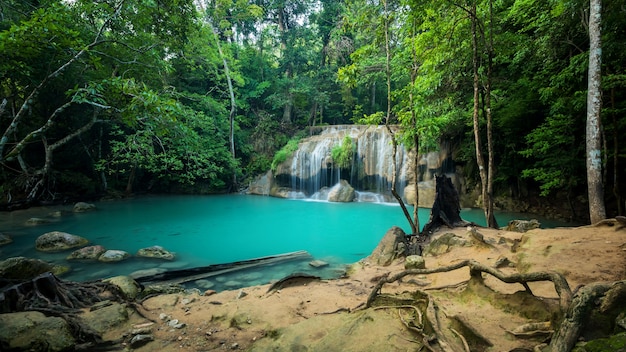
[0,0,624,223]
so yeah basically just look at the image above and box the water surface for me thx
[0,195,570,291]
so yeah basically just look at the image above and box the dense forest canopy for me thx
[0,0,624,223]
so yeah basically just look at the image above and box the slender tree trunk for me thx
[586,0,606,223]
[212,30,238,189]
[470,1,490,227]
[485,0,498,228]
[409,17,420,234]
[382,0,417,234]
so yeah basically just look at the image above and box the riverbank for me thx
[112,222,626,351]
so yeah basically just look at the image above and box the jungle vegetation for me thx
[0,0,624,224]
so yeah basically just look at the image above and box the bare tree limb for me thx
[0,0,124,159]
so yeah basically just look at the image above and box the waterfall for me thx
[274,125,409,202]
[249,124,461,205]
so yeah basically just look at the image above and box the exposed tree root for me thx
[366,259,572,310]
[548,280,626,352]
[0,272,127,348]
[366,259,626,352]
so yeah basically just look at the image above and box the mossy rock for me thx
[572,332,626,351]
[0,257,69,280]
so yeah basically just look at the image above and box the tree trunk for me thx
[470,1,491,227]
[586,0,606,224]
[382,0,417,234]
[484,0,498,228]
[212,28,238,189]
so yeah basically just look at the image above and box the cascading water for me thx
[276,125,410,202]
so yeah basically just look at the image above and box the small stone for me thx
[167,319,179,326]
[129,334,154,348]
[204,290,217,296]
[404,255,426,269]
[159,313,170,321]
[177,336,183,341]
[309,260,329,268]
[181,297,195,305]
[494,256,512,268]
[231,342,239,349]
[236,290,248,299]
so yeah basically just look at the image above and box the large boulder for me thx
[35,231,89,252]
[66,245,106,260]
[137,245,175,260]
[103,276,142,299]
[81,302,130,334]
[0,257,69,280]
[0,311,75,351]
[367,226,407,266]
[327,180,355,202]
[98,249,130,262]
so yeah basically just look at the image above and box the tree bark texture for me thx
[420,175,469,236]
[586,0,606,224]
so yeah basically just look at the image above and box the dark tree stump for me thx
[420,175,470,236]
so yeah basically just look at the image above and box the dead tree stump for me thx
[420,175,470,236]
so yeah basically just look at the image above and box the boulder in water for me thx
[35,231,89,252]
[66,245,106,260]
[98,249,130,262]
[137,245,175,260]
[73,202,96,212]
[327,180,355,202]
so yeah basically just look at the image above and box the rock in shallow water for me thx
[98,249,130,262]
[66,245,106,260]
[137,245,175,260]
[35,231,89,252]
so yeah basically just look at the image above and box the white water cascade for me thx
[248,125,458,204]
[274,125,410,202]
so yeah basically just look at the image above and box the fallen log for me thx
[134,250,313,286]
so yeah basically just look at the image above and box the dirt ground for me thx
[111,222,626,352]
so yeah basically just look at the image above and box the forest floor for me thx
[108,223,626,352]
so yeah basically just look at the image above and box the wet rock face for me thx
[35,231,89,252]
[0,311,75,351]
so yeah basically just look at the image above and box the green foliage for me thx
[520,114,584,196]
[331,136,355,169]
[271,137,302,171]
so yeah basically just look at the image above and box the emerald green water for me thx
[0,195,570,291]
